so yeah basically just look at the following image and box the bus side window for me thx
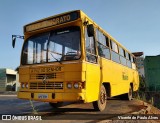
[119,47,127,66]
[111,40,118,53]
[128,54,131,61]
[85,28,97,63]
[106,36,110,47]
[126,52,129,60]
[96,29,106,45]
[110,40,120,63]
[131,56,134,62]
[96,29,110,59]
[97,42,110,59]
[126,52,132,68]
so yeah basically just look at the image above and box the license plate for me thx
[38,94,48,99]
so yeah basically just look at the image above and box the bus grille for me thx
[29,82,63,90]
[30,73,64,80]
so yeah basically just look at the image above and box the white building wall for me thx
[6,69,17,75]
[16,73,20,91]
[0,68,18,91]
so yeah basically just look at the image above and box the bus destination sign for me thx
[25,12,79,32]
[30,66,62,74]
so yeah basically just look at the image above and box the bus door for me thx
[84,26,100,102]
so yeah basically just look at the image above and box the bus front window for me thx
[21,26,81,65]
[48,27,81,62]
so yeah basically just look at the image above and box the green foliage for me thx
[139,75,146,92]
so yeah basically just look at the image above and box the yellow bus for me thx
[12,10,139,111]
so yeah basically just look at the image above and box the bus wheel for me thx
[49,102,63,108]
[120,85,133,100]
[128,85,133,101]
[93,84,107,111]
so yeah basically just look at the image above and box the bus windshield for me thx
[21,26,81,65]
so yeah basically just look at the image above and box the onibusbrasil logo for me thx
[1,115,42,121]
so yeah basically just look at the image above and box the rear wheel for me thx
[122,85,133,100]
[119,85,133,101]
[49,102,63,108]
[128,85,133,100]
[93,84,107,111]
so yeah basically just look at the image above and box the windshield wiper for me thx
[50,53,62,64]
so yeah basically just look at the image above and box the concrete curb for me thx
[0,91,17,96]
[0,95,17,96]
[0,91,17,94]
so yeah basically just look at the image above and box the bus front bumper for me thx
[17,91,85,102]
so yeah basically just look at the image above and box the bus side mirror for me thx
[87,24,94,37]
[12,35,24,48]
[12,36,16,48]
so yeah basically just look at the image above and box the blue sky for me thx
[0,0,160,69]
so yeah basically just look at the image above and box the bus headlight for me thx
[67,83,72,89]
[74,82,79,89]
[26,83,29,88]
[21,83,28,89]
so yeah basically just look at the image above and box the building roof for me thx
[132,52,144,57]
[0,68,17,75]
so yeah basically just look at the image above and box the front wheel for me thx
[93,84,107,111]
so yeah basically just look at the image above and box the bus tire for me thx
[93,84,107,111]
[128,85,133,101]
[49,102,63,108]
[120,85,133,100]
